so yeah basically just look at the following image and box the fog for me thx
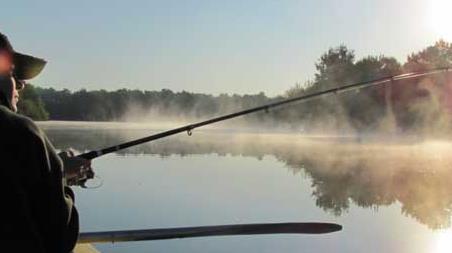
[40,123,452,230]
[37,66,452,231]
[103,72,452,143]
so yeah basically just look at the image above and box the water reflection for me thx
[41,124,452,229]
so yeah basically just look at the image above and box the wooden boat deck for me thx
[74,243,100,253]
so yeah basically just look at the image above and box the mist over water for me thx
[102,72,452,143]
[40,122,452,230]
[36,72,452,252]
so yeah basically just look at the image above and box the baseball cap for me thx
[0,32,46,80]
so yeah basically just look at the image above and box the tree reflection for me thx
[42,126,452,229]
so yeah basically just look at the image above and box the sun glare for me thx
[435,229,452,253]
[430,0,452,41]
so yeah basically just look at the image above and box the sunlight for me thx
[434,229,452,253]
[430,0,452,41]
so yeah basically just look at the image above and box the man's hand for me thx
[59,149,94,186]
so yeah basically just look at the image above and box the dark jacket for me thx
[0,104,79,252]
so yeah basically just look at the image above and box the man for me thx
[0,32,91,252]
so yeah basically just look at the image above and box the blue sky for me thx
[1,0,446,95]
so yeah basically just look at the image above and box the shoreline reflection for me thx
[42,125,452,229]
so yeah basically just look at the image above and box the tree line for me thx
[19,40,452,135]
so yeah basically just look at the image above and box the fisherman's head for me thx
[0,32,46,111]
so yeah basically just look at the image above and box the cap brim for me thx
[13,52,47,80]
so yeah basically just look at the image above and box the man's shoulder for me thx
[0,106,42,136]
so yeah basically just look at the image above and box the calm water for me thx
[39,121,452,253]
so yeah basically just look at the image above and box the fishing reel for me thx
[61,150,101,188]
[66,166,97,188]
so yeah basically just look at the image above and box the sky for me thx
[1,0,450,96]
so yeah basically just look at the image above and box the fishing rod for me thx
[78,67,450,161]
[78,222,342,243]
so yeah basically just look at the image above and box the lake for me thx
[39,121,452,253]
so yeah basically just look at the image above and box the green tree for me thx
[398,40,452,133]
[404,40,452,72]
[18,84,49,120]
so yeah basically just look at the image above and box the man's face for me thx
[0,50,22,112]
[10,77,20,112]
